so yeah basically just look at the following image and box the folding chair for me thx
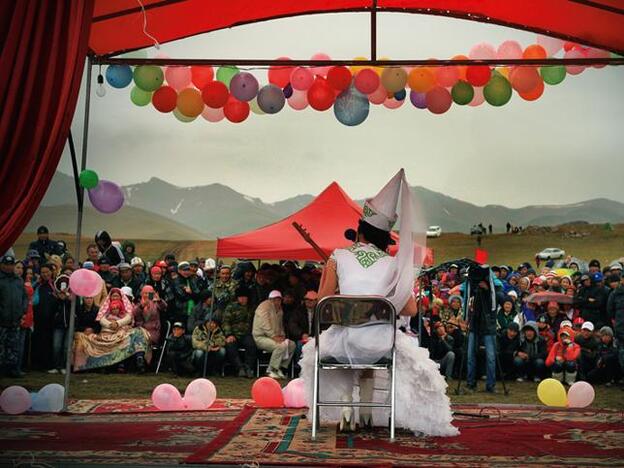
[155,320,172,374]
[311,295,397,441]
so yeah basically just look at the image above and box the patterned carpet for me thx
[0,400,622,466]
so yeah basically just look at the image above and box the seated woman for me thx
[133,285,164,346]
[73,288,151,372]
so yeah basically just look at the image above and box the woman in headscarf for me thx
[133,285,165,346]
[73,288,151,372]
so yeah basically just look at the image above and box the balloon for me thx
[567,381,595,408]
[229,72,259,102]
[518,79,544,101]
[152,86,177,113]
[79,169,99,189]
[37,383,65,412]
[249,98,265,115]
[216,66,240,87]
[223,97,250,123]
[353,69,379,95]
[133,66,164,92]
[382,97,404,109]
[538,66,566,87]
[426,86,452,114]
[407,67,435,93]
[30,392,46,412]
[327,66,352,91]
[307,78,335,111]
[184,378,217,409]
[173,108,197,123]
[282,83,293,99]
[409,90,427,109]
[282,378,307,408]
[288,89,309,110]
[183,396,206,411]
[496,40,523,60]
[177,88,204,117]
[251,377,284,408]
[483,75,512,106]
[0,386,31,415]
[69,268,104,297]
[435,66,460,87]
[130,86,152,106]
[152,384,184,411]
[310,52,331,77]
[368,83,387,105]
[468,86,485,107]
[349,56,368,74]
[523,44,547,60]
[201,105,225,122]
[165,66,191,91]
[290,67,315,91]
[381,67,407,93]
[201,81,229,108]
[537,378,567,407]
[466,66,491,87]
[451,80,474,105]
[268,57,293,88]
[537,35,564,56]
[509,66,541,93]
[586,48,610,68]
[469,42,496,60]
[88,179,125,214]
[105,65,133,89]
[334,87,370,126]
[452,54,469,80]
[564,49,586,75]
[191,66,214,89]
[257,84,286,114]
[394,89,406,101]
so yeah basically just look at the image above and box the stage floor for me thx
[0,399,622,467]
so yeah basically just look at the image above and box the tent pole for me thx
[62,55,93,411]
[370,0,377,61]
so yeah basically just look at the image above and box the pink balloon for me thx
[290,67,315,91]
[201,106,224,122]
[354,69,380,94]
[496,40,523,60]
[287,89,309,110]
[69,268,104,297]
[282,378,307,408]
[435,66,459,87]
[310,52,331,77]
[151,384,183,411]
[567,381,595,408]
[537,35,564,56]
[165,66,192,91]
[0,386,31,415]
[426,86,452,114]
[368,83,387,104]
[184,378,217,409]
[382,97,404,109]
[564,49,586,75]
[586,48,610,68]
[468,86,485,107]
[183,396,206,411]
[469,42,496,60]
[251,377,284,408]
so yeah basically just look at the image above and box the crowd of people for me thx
[1,225,623,391]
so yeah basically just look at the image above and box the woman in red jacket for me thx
[546,326,581,386]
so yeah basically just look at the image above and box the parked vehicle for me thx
[470,225,486,235]
[426,226,442,238]
[536,247,566,260]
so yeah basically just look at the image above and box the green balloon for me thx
[130,86,152,106]
[79,169,99,189]
[483,75,512,107]
[216,66,239,87]
[173,108,197,123]
[133,65,164,91]
[451,80,474,105]
[540,66,566,85]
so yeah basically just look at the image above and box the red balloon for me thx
[326,66,352,91]
[466,66,491,87]
[152,86,177,113]
[426,86,452,114]
[223,97,250,123]
[191,66,214,89]
[268,57,293,88]
[307,77,335,111]
[251,377,284,408]
[510,66,541,93]
[354,69,380,94]
[201,81,229,108]
[518,79,544,101]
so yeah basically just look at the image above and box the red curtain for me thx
[0,0,94,254]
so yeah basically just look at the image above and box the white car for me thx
[426,226,442,238]
[536,247,566,260]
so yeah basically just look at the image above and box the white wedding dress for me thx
[299,242,459,437]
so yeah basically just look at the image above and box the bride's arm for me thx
[399,295,417,316]
[317,258,338,300]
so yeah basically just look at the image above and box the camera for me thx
[148,292,155,301]
[467,264,490,288]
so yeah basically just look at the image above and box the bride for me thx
[299,169,458,437]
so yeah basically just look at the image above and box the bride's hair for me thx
[357,220,392,252]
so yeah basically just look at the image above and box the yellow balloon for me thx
[350,56,368,74]
[497,67,510,79]
[537,378,567,407]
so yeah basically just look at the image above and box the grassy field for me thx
[3,372,622,409]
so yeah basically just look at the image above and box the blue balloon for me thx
[105,65,133,89]
[257,84,286,114]
[30,392,48,412]
[394,89,407,101]
[283,83,293,99]
[333,87,369,127]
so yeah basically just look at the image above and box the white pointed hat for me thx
[361,169,404,232]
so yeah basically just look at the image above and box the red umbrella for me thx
[526,292,573,305]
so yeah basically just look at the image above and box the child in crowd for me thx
[192,317,226,376]
[165,322,194,376]
[546,326,581,385]
[514,321,547,382]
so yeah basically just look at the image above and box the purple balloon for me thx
[283,83,293,99]
[409,90,427,109]
[229,72,259,102]
[88,179,124,214]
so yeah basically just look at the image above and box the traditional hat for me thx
[361,169,404,232]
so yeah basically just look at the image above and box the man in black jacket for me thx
[173,262,201,325]
[514,321,547,382]
[576,272,608,329]
[95,230,124,266]
[0,255,28,377]
[431,321,455,380]
[498,322,520,379]
[606,274,624,379]
[575,321,600,379]
[28,226,62,260]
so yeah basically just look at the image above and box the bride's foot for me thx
[359,411,372,430]
[358,378,374,430]
[339,395,356,432]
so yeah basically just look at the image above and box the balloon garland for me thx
[103,36,612,127]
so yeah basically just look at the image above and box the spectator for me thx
[165,322,194,376]
[444,318,464,378]
[203,258,217,287]
[543,301,563,335]
[212,265,238,313]
[222,286,257,378]
[536,315,555,353]
[430,321,455,380]
[440,295,463,326]
[192,317,226,376]
[576,272,608,329]
[546,326,581,385]
[28,226,61,260]
[253,290,295,379]
[575,321,599,379]
[113,263,143,299]
[173,261,201,324]
[498,322,520,379]
[606,273,624,380]
[50,287,71,374]
[188,291,215,333]
[496,297,517,332]
[25,250,42,275]
[133,285,165,349]
[588,259,601,275]
[514,321,547,382]
[130,257,146,284]
[75,297,100,334]
[145,265,176,324]
[16,262,34,376]
[0,255,28,378]
[85,243,100,266]
[587,327,621,385]
[98,257,115,290]
[32,263,58,371]
[121,240,137,263]
[95,230,124,266]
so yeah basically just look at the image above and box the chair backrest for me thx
[314,295,396,334]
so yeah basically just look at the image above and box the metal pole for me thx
[370,0,377,61]
[63,55,93,411]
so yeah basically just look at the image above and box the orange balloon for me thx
[497,67,510,79]
[176,88,204,117]
[523,44,547,60]
[408,67,436,92]
[519,79,544,101]
[452,54,469,80]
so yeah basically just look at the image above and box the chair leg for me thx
[155,340,167,374]
[390,349,396,442]
[203,350,208,378]
[311,348,320,441]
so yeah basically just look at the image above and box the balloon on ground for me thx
[567,381,595,408]
[0,386,32,415]
[537,378,567,407]
[252,377,284,408]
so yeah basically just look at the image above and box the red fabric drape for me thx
[0,0,94,255]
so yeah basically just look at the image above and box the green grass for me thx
[4,372,622,409]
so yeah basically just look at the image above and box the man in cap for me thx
[0,255,28,377]
[586,326,619,385]
[575,321,599,379]
[173,261,201,325]
[588,259,601,275]
[222,286,257,378]
[606,273,624,382]
[28,226,62,260]
[191,316,226,376]
[94,230,124,266]
[130,257,146,283]
[165,322,194,376]
[212,265,238,313]
[113,262,143,299]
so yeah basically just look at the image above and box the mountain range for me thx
[33,171,624,239]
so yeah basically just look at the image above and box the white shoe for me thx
[276,368,286,379]
[515,377,524,383]
[47,369,59,374]
[358,378,374,429]
[266,368,281,379]
[533,377,540,383]
[339,394,356,432]
[60,369,67,375]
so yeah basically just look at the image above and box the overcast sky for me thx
[58,13,623,207]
